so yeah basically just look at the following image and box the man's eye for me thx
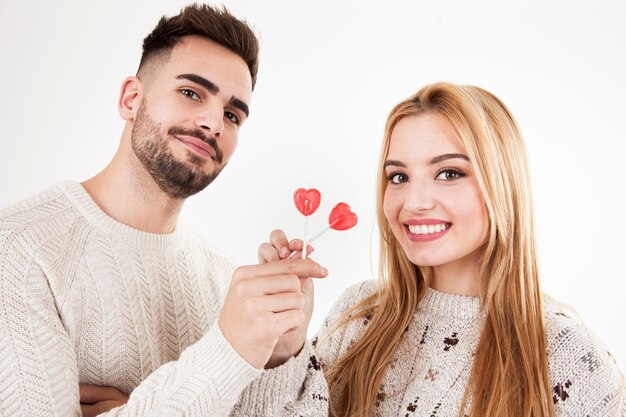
[224,111,240,125]
[387,172,408,184]
[435,169,465,181]
[180,89,200,101]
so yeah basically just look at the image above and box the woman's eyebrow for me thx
[430,153,469,164]
[383,160,406,169]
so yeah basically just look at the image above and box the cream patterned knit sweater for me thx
[0,181,325,417]
[309,281,625,417]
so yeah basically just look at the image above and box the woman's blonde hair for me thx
[326,82,555,417]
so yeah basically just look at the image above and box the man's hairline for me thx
[136,36,253,87]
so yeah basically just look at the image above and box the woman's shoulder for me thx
[313,280,378,345]
[542,294,615,360]
[542,295,625,415]
[334,280,378,307]
[321,280,378,326]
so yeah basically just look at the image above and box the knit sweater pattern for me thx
[312,281,625,417]
[0,181,325,417]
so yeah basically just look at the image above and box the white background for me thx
[1,0,624,370]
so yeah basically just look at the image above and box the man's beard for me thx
[131,100,224,199]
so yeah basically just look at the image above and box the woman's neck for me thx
[430,252,481,296]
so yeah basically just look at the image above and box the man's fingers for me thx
[299,276,314,297]
[286,245,316,260]
[234,257,328,282]
[273,309,306,334]
[288,240,315,255]
[288,239,304,252]
[259,292,305,312]
[80,384,129,416]
[269,229,291,259]
[258,233,316,264]
[81,403,101,417]
[258,242,281,264]
[230,274,301,299]
[81,400,127,417]
[79,384,127,403]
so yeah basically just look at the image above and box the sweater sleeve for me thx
[105,323,262,416]
[0,261,81,416]
[228,280,377,416]
[0,254,262,416]
[545,308,626,417]
[95,241,265,416]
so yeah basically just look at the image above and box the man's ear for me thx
[118,76,143,121]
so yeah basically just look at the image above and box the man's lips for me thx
[175,135,217,159]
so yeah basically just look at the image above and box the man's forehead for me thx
[168,36,245,72]
[164,36,252,98]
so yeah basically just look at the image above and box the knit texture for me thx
[311,281,625,417]
[0,181,326,416]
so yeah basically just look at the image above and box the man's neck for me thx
[82,145,184,235]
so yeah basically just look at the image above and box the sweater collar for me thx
[418,287,481,320]
[59,180,185,251]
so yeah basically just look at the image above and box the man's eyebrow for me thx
[176,73,249,118]
[430,153,469,164]
[383,160,406,169]
[229,97,249,118]
[176,73,219,94]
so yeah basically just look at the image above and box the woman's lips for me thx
[404,220,452,242]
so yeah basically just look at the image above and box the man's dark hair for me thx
[139,3,259,89]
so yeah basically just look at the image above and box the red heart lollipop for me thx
[294,188,321,216]
[328,202,358,230]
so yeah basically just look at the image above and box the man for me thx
[0,4,328,416]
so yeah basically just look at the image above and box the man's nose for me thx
[196,104,224,137]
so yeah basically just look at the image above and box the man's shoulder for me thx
[0,182,81,249]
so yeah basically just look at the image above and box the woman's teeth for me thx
[408,224,448,235]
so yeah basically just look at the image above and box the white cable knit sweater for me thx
[0,181,325,417]
[310,281,625,417]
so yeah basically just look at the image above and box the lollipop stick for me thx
[302,215,308,259]
[302,200,309,259]
[308,217,342,244]
[307,225,329,245]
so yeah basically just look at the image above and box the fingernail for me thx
[280,247,290,258]
[321,267,328,276]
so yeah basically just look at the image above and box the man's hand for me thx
[79,384,129,417]
[219,246,327,370]
[257,230,316,368]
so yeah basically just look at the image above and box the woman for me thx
[261,82,624,417]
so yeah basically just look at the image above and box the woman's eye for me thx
[387,172,408,184]
[224,111,240,125]
[435,169,465,181]
[180,89,200,101]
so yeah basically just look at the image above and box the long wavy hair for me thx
[326,82,555,417]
